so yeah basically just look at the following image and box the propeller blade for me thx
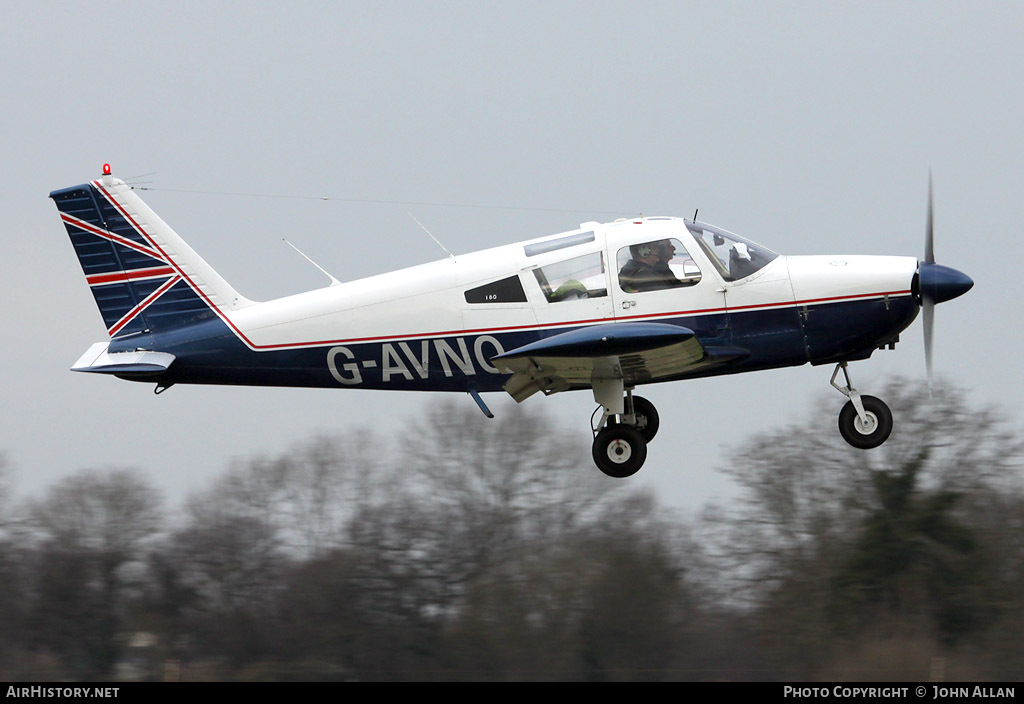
[918,172,972,383]
[924,172,934,264]
[923,172,935,383]
[923,295,934,382]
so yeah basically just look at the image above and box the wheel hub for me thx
[853,411,879,435]
[606,439,632,463]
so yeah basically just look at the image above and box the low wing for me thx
[493,322,747,402]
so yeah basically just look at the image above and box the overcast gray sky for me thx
[3,1,1020,510]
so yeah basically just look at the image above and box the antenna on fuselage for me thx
[693,208,698,221]
[408,212,455,259]
[282,238,342,286]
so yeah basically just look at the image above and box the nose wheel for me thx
[831,363,893,449]
[838,394,893,448]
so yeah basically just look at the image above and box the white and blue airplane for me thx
[51,165,973,477]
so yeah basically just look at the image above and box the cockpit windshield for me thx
[686,222,780,282]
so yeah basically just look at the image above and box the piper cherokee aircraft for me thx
[51,165,973,478]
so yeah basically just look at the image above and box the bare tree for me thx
[146,428,385,669]
[25,469,162,678]
[0,455,30,676]
[396,399,623,573]
[197,430,383,559]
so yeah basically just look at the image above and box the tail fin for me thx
[50,166,253,339]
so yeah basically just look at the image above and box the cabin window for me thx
[532,252,607,302]
[464,275,528,304]
[685,223,779,281]
[616,238,701,293]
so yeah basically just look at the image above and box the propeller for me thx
[923,175,935,380]
[916,174,973,382]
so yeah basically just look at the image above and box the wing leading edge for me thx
[493,322,747,402]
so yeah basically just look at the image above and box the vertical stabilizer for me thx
[50,165,253,339]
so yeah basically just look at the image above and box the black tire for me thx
[592,425,648,478]
[630,395,660,443]
[838,395,893,449]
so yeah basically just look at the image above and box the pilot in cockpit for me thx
[618,239,684,293]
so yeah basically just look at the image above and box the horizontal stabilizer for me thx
[71,342,175,376]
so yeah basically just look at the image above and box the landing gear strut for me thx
[590,379,659,477]
[831,362,893,449]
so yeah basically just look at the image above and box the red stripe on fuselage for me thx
[239,289,914,350]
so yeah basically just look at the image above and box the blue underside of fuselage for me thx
[108,295,919,393]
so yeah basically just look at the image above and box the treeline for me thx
[1,380,1022,681]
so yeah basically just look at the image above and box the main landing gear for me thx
[831,362,893,449]
[590,378,660,478]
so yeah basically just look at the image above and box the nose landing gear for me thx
[831,362,893,449]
